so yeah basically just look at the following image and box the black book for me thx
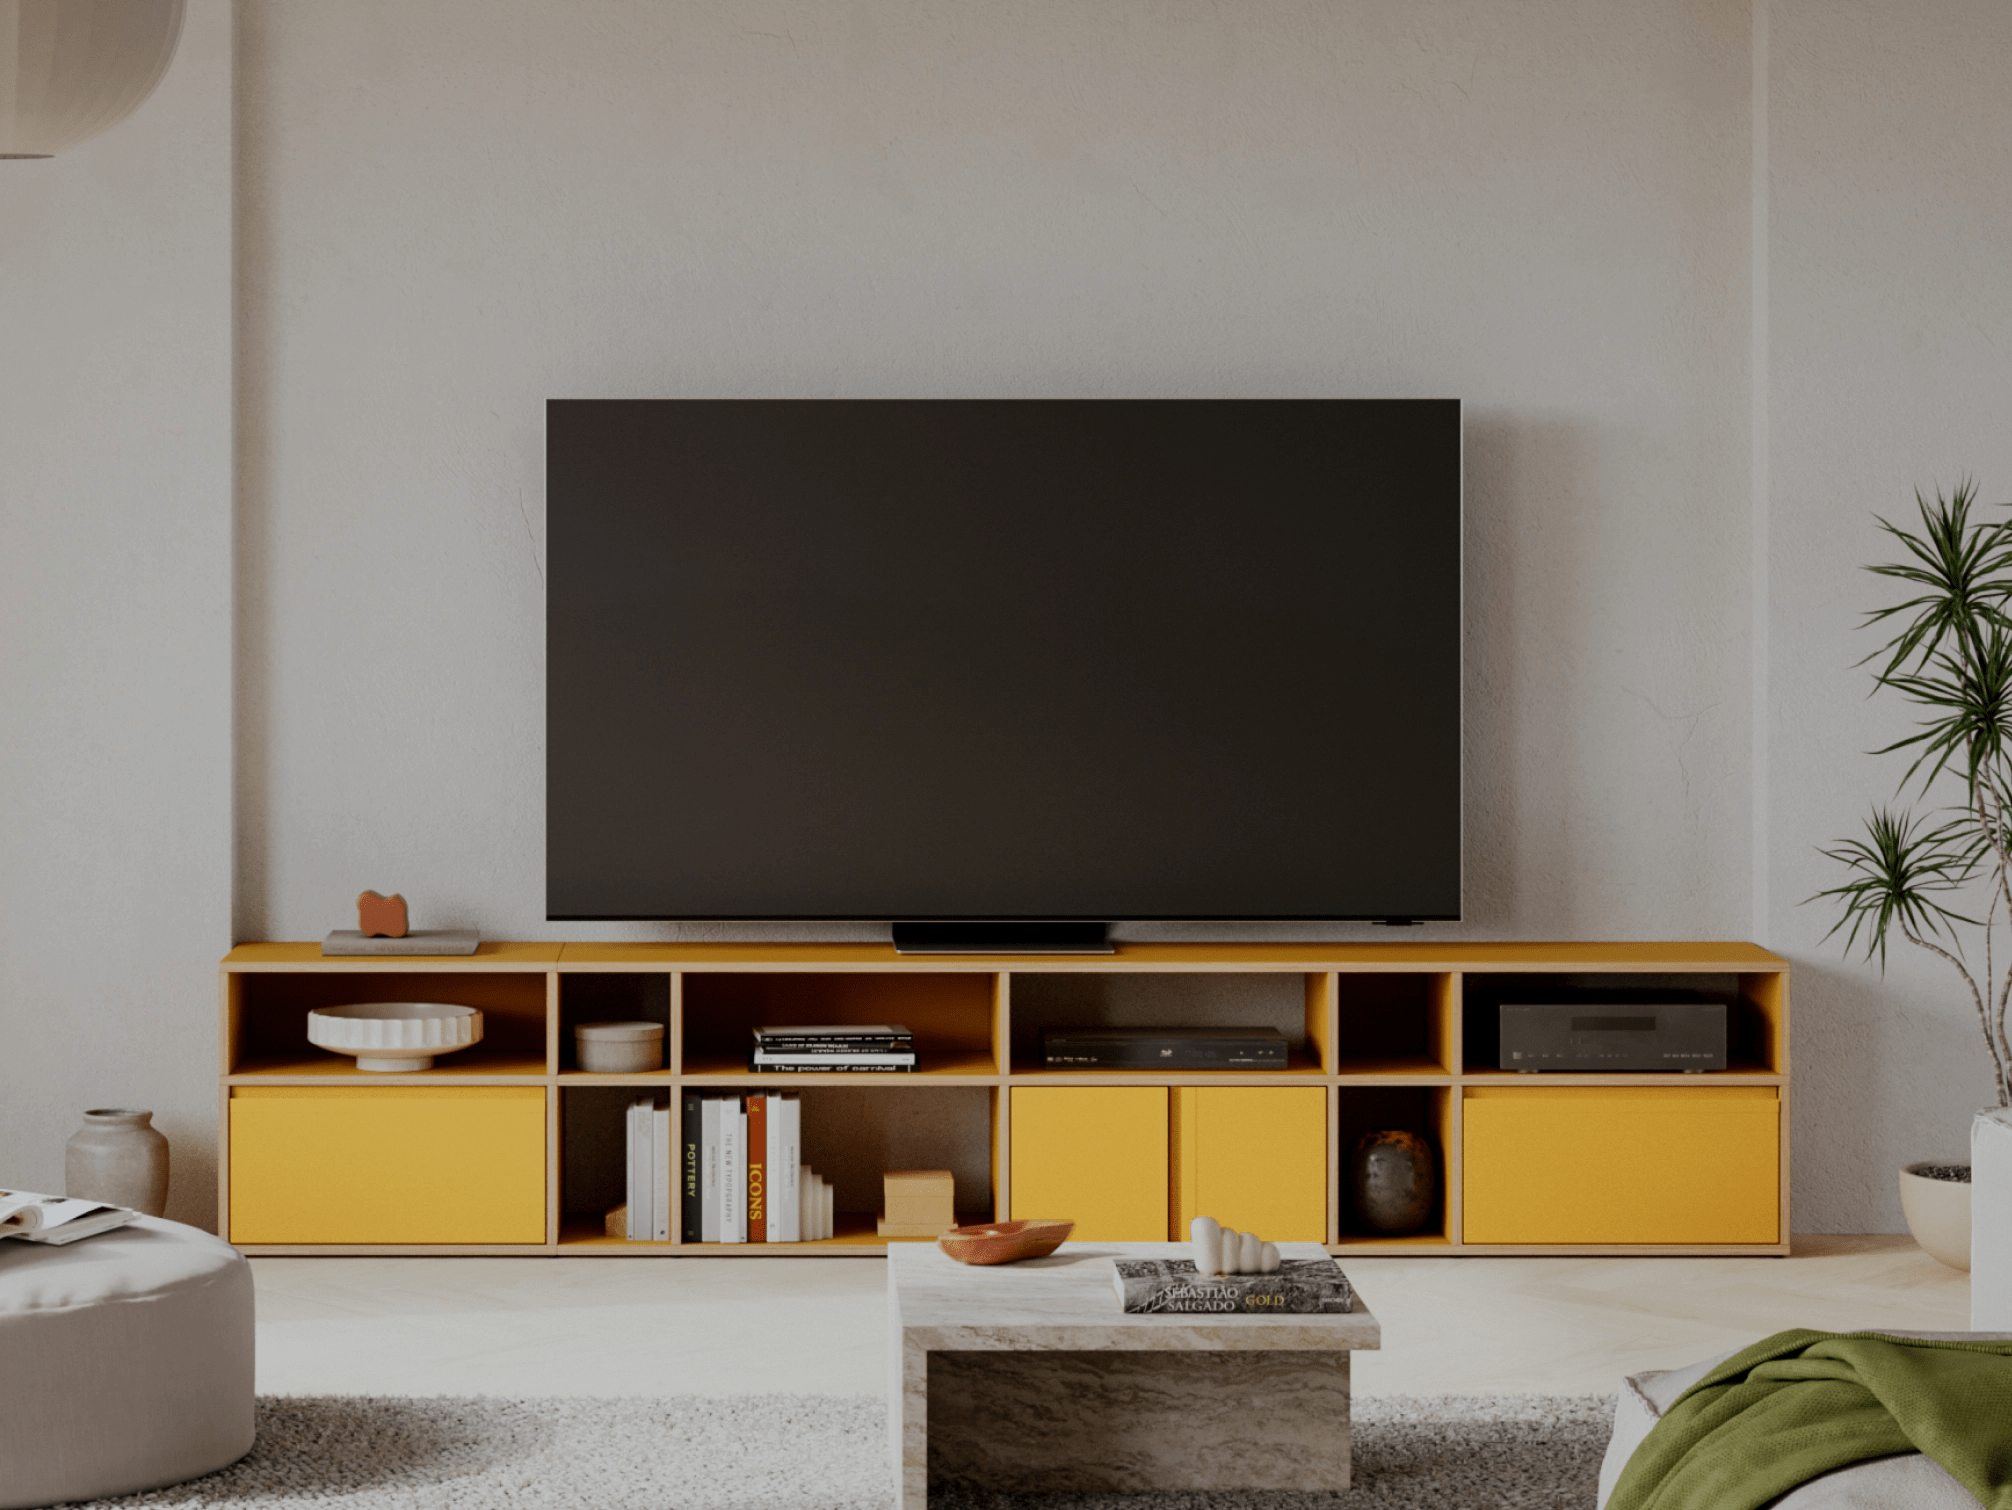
[754,1039,913,1053]
[680,1092,703,1243]
[753,1024,912,1047]
[1112,1257,1355,1314]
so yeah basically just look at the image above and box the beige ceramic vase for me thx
[1898,1161,1971,1271]
[65,1108,170,1216]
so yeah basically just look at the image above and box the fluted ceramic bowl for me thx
[307,1002,483,1072]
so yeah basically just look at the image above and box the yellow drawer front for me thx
[1011,1087,1167,1240]
[1173,1087,1327,1242]
[230,1087,546,1244]
[1463,1087,1779,1245]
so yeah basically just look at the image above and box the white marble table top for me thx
[888,1241,1380,1353]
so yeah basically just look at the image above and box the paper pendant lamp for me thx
[1,0,184,159]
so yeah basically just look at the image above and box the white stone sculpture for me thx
[1189,1215,1280,1275]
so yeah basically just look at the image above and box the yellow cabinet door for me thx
[1010,1086,1167,1240]
[1463,1087,1779,1245]
[230,1087,546,1244]
[1172,1086,1328,1242]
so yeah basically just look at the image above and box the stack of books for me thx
[682,1091,814,1242]
[750,1024,916,1072]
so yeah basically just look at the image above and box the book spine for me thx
[624,1098,638,1239]
[750,1061,916,1073]
[653,1100,671,1241]
[720,1102,745,1242]
[776,1094,800,1242]
[748,1092,768,1242]
[1114,1278,1354,1315]
[681,1092,702,1243]
[753,1041,914,1053]
[700,1096,720,1243]
[628,1096,651,1243]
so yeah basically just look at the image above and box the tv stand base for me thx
[892,922,1113,955]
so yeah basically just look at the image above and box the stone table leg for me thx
[893,1331,929,1509]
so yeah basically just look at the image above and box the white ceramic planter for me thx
[1899,1161,1972,1271]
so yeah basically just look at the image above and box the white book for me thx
[799,1165,815,1244]
[653,1099,672,1242]
[774,1095,800,1242]
[700,1097,721,1243]
[819,1176,833,1241]
[626,1097,649,1242]
[720,1100,744,1243]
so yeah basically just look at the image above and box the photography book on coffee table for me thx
[1111,1257,1355,1314]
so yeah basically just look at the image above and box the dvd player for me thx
[1040,1026,1290,1069]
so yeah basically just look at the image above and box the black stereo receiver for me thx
[1041,1026,1289,1069]
[1499,997,1727,1072]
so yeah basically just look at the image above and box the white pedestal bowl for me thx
[306,1002,483,1072]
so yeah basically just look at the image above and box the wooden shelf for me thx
[1334,1054,1456,1080]
[219,941,1790,1256]
[229,1051,551,1081]
[556,1212,960,1254]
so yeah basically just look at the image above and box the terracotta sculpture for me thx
[356,890,409,938]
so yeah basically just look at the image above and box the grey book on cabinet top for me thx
[321,930,481,956]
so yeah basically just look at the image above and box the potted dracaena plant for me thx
[1815,479,2012,1270]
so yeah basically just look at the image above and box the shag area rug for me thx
[75,1393,1613,1508]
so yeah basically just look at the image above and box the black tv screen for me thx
[547,399,1461,925]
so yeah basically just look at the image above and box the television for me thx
[546,398,1461,950]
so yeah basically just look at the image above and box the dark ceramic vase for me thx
[1351,1129,1436,1236]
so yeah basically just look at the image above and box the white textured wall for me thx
[1768,0,2012,1229]
[18,2,2010,1232]
[233,0,1756,948]
[0,1,232,1225]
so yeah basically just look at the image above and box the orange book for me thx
[747,1093,767,1242]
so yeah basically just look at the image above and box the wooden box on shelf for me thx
[217,940,1789,1257]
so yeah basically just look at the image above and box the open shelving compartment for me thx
[1006,970,1333,1078]
[679,971,1003,1080]
[1332,1083,1457,1251]
[556,971,672,1076]
[557,1080,997,1253]
[224,967,553,1080]
[1457,970,1785,1080]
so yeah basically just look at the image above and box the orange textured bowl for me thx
[937,1219,1074,1265]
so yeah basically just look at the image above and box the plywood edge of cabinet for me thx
[236,1244,559,1257]
[228,941,1789,969]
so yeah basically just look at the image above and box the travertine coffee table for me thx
[887,1240,1379,1506]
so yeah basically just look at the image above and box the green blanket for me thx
[1608,1330,2012,1510]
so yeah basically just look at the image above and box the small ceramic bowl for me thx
[574,1021,665,1073]
[937,1219,1074,1265]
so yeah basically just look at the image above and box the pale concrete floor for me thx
[250,1235,1969,1399]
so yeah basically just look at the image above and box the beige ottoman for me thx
[1597,1333,2006,1510]
[0,1216,254,1509]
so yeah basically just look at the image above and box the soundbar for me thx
[1041,1026,1290,1069]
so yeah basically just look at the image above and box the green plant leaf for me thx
[1811,807,1982,965]
[1862,479,2012,687]
[1873,623,2012,795]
